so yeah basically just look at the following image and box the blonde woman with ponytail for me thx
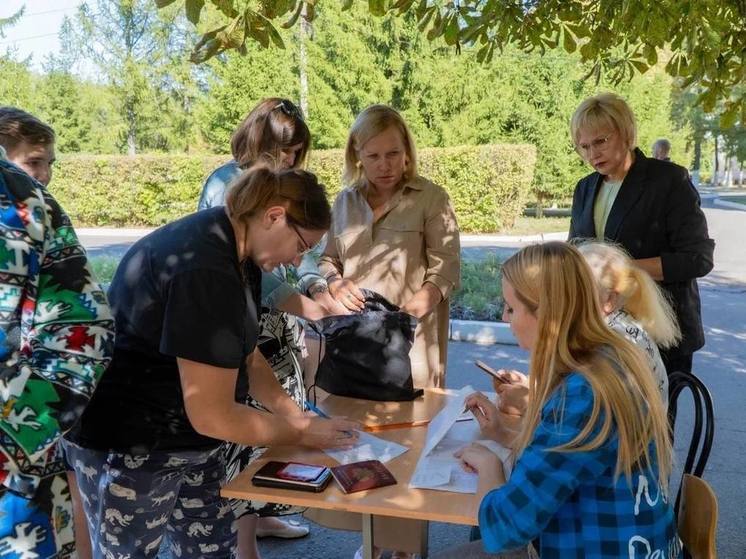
[63,166,358,559]
[438,242,679,559]
[578,240,681,400]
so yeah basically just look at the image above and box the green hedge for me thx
[51,144,535,232]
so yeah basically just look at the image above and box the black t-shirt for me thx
[68,207,262,453]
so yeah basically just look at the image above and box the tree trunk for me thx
[692,136,701,172]
[299,4,311,118]
[126,97,137,156]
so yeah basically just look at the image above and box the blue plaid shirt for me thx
[479,372,681,558]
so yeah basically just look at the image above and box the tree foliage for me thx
[67,0,203,154]
[161,1,746,127]
[2,0,739,203]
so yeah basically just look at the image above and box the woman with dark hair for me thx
[63,167,357,559]
[198,98,346,558]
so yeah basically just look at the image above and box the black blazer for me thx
[569,148,715,356]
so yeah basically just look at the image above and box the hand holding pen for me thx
[303,401,359,448]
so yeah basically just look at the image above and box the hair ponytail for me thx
[624,265,681,348]
[577,241,681,348]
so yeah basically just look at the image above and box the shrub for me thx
[51,155,229,227]
[52,144,535,232]
[451,253,504,321]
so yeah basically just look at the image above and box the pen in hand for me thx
[304,401,356,439]
[304,400,331,419]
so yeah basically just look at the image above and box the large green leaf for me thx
[185,0,205,25]
[208,0,238,18]
[154,0,179,7]
[444,18,459,45]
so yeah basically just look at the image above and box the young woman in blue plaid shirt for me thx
[438,242,680,559]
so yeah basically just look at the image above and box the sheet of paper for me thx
[410,392,513,493]
[421,385,475,457]
[323,430,408,465]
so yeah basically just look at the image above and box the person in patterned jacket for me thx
[0,116,114,558]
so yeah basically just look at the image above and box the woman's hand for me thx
[312,289,350,316]
[465,392,523,448]
[495,370,529,416]
[465,392,502,441]
[328,278,366,312]
[292,416,361,449]
[455,442,501,475]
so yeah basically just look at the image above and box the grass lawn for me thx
[90,255,120,285]
[504,215,571,236]
[451,253,503,321]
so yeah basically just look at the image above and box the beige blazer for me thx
[319,175,460,388]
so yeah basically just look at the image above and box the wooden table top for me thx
[221,389,480,526]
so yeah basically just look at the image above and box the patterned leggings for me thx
[60,440,235,558]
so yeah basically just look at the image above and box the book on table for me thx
[330,460,397,494]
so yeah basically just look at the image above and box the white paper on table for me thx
[323,430,408,465]
[420,385,475,457]
[409,390,513,493]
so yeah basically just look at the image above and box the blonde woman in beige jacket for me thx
[319,104,461,391]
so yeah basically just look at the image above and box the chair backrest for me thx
[678,473,718,559]
[668,370,716,557]
[668,370,715,479]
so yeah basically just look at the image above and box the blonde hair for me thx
[570,93,637,151]
[226,165,330,231]
[343,105,418,186]
[504,242,672,488]
[577,241,681,348]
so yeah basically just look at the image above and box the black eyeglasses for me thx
[288,220,312,257]
[273,99,304,122]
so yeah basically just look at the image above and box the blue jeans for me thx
[61,440,236,558]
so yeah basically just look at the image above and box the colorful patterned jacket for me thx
[0,159,114,497]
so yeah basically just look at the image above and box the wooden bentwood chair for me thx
[667,370,717,559]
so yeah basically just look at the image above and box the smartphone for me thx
[252,461,332,493]
[276,462,328,482]
[474,360,511,384]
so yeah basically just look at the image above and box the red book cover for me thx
[330,460,397,494]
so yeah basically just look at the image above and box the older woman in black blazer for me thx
[568,92,714,376]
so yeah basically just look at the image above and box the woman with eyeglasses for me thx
[198,98,346,558]
[63,167,358,559]
[568,92,714,378]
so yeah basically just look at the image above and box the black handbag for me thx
[309,289,423,402]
